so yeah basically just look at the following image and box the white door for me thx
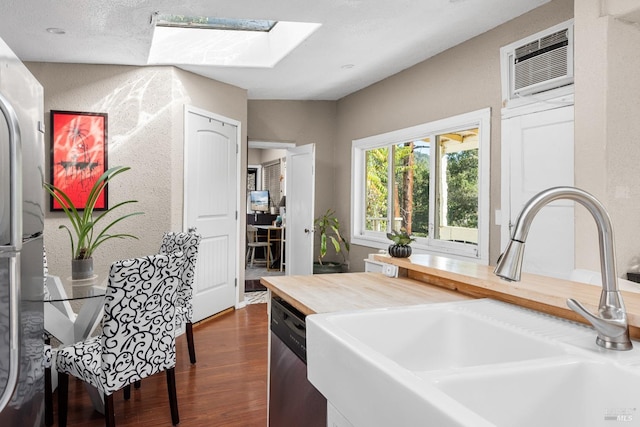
[501,105,574,279]
[285,144,315,276]
[184,106,239,321]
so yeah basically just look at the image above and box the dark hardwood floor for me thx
[56,304,269,427]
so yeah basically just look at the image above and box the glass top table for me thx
[44,274,108,413]
[44,274,107,345]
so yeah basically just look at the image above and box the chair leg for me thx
[134,380,141,389]
[266,244,271,270]
[44,367,53,426]
[166,368,180,426]
[124,384,131,400]
[186,322,196,364]
[44,337,53,426]
[57,372,69,427]
[104,393,115,427]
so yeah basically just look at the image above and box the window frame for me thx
[351,108,491,264]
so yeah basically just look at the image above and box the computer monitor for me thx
[250,190,270,212]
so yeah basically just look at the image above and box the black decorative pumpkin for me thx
[388,244,412,258]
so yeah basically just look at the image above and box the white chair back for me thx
[159,231,202,324]
[56,252,184,395]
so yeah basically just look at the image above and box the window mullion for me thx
[427,134,436,244]
[387,145,394,234]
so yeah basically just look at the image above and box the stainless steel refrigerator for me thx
[0,36,45,426]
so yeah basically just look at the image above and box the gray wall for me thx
[248,100,339,264]
[249,0,574,272]
[248,148,286,165]
[337,0,574,272]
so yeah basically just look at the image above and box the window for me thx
[352,108,490,263]
[247,167,258,191]
[263,160,284,207]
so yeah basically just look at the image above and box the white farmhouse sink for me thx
[321,303,564,372]
[306,299,640,427]
[435,360,640,426]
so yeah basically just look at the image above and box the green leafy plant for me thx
[386,228,416,246]
[314,209,350,265]
[44,165,144,260]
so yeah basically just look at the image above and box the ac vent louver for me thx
[501,20,574,107]
[513,29,569,93]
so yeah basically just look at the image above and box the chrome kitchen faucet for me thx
[494,186,632,351]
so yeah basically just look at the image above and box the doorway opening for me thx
[245,141,294,293]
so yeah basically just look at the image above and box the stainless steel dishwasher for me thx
[269,296,327,427]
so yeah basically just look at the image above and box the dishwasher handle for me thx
[281,310,306,340]
[271,297,308,363]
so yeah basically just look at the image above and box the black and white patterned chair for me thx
[43,342,54,426]
[55,253,184,427]
[159,230,202,364]
[43,247,54,426]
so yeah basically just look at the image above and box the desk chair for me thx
[246,224,272,268]
[56,253,184,427]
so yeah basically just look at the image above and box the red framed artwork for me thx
[50,111,108,211]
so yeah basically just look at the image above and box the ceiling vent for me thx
[501,20,574,108]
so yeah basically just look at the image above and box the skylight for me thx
[149,15,321,68]
[156,15,277,32]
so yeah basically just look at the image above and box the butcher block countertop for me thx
[261,253,640,340]
[260,272,471,316]
[375,253,640,340]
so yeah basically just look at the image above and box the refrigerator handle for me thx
[0,93,22,252]
[0,94,23,412]
[0,253,20,412]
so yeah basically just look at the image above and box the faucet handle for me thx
[567,298,633,350]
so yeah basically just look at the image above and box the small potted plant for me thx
[386,228,415,258]
[44,165,144,279]
[313,209,350,274]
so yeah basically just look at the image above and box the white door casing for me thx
[184,105,239,321]
[285,144,316,276]
[501,104,574,279]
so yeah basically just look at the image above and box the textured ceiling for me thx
[0,0,550,100]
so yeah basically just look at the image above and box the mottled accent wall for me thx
[26,63,247,298]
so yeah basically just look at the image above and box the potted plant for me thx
[386,228,415,258]
[44,165,143,279]
[313,209,350,274]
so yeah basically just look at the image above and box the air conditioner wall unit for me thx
[501,19,574,108]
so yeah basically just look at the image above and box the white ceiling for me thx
[0,0,550,100]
